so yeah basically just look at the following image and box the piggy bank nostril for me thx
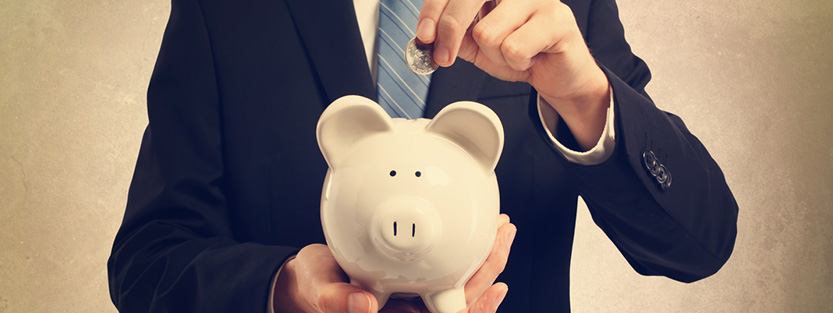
[392,222,418,238]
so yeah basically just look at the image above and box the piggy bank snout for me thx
[371,199,441,261]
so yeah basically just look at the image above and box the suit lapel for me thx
[424,60,487,118]
[284,0,375,103]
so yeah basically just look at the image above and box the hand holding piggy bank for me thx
[316,95,505,313]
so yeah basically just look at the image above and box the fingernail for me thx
[505,227,517,246]
[348,293,370,313]
[417,18,435,43]
[494,287,508,308]
[435,44,450,66]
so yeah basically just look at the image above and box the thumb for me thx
[317,282,378,313]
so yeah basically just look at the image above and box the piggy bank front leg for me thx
[350,279,391,311]
[422,287,466,313]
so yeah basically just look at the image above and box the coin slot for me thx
[393,221,397,236]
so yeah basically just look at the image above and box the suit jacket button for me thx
[656,165,672,191]
[642,150,660,176]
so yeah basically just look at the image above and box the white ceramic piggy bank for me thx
[316,95,504,313]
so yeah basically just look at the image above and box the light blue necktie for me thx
[377,0,431,119]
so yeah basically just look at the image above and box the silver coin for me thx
[405,37,438,75]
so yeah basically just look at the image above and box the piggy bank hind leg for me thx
[350,279,391,310]
[422,287,466,313]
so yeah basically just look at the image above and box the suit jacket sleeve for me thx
[106,0,298,311]
[536,0,739,283]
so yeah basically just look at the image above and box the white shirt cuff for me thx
[536,88,616,165]
[268,255,297,313]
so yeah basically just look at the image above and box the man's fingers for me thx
[458,26,480,63]
[417,0,448,43]
[317,283,379,313]
[497,213,510,228]
[464,221,516,304]
[295,244,349,286]
[293,244,380,313]
[501,3,573,71]
[499,16,550,71]
[464,283,508,313]
[432,0,485,66]
[471,0,527,67]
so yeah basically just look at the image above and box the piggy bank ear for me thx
[426,101,504,173]
[317,95,394,169]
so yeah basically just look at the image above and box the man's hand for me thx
[417,0,610,150]
[273,214,516,313]
[273,244,379,313]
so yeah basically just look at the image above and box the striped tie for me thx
[377,0,430,119]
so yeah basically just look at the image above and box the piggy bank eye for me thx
[389,170,397,177]
[415,171,422,178]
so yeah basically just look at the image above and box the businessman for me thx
[108,0,739,312]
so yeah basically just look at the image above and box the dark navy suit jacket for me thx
[108,0,738,311]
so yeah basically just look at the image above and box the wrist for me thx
[540,65,610,151]
[539,60,608,112]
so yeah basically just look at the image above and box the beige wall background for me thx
[1,0,831,312]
